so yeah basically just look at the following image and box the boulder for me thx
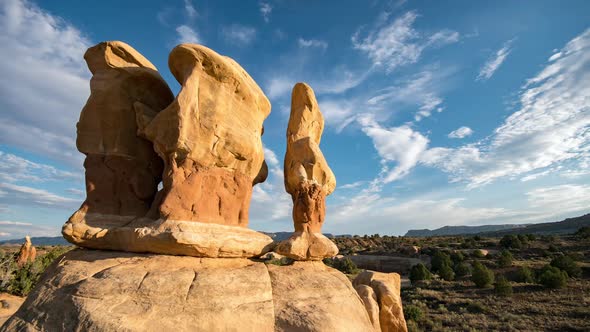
[353,271,408,332]
[16,236,36,267]
[2,249,376,332]
[275,83,338,261]
[355,284,381,331]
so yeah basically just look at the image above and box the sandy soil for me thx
[0,292,24,326]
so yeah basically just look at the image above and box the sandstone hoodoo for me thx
[16,236,36,267]
[62,42,274,258]
[275,83,339,261]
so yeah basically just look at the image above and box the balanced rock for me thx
[275,83,338,260]
[62,43,274,258]
[1,249,376,332]
[353,271,408,332]
[16,236,36,267]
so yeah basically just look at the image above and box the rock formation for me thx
[62,42,274,258]
[16,236,36,267]
[2,249,376,331]
[353,271,408,332]
[275,83,338,260]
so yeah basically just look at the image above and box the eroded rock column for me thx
[275,83,338,260]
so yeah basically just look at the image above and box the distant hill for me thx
[262,232,335,241]
[404,213,590,237]
[0,236,69,246]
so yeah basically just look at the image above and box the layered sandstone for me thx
[16,236,36,267]
[62,43,274,258]
[1,249,375,332]
[353,271,408,332]
[275,83,338,260]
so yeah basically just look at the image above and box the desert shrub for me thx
[498,250,513,268]
[517,234,529,246]
[550,255,582,278]
[454,262,472,277]
[471,261,494,288]
[467,301,486,313]
[548,245,559,252]
[450,251,464,264]
[472,249,486,259]
[538,265,568,289]
[430,251,452,273]
[460,237,477,249]
[473,235,482,241]
[322,257,358,274]
[410,263,432,284]
[525,234,536,241]
[515,266,535,283]
[500,235,522,249]
[494,275,513,296]
[438,264,455,281]
[404,305,424,322]
[575,226,590,239]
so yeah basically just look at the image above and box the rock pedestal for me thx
[275,83,338,260]
[1,249,376,332]
[16,236,36,267]
[62,42,273,258]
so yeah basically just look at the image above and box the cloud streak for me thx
[477,39,514,81]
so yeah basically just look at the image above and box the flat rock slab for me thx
[2,249,375,332]
[63,214,274,258]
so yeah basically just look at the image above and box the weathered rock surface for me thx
[0,293,24,327]
[63,43,274,258]
[354,271,408,332]
[355,284,382,331]
[63,215,274,258]
[2,249,375,332]
[16,236,36,267]
[275,83,337,261]
[137,44,271,226]
[75,41,174,218]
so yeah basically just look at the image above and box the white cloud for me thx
[448,126,474,139]
[259,2,272,22]
[266,77,295,100]
[183,0,197,19]
[477,39,514,81]
[298,38,328,50]
[0,220,60,239]
[222,24,256,46]
[423,29,590,188]
[352,11,459,72]
[527,184,590,214]
[0,150,81,183]
[0,0,90,166]
[0,182,81,209]
[359,116,429,183]
[176,25,201,44]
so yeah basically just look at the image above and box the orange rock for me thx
[16,236,36,267]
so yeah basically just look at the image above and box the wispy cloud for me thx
[477,39,514,81]
[176,25,201,44]
[183,0,197,19]
[0,151,81,183]
[0,0,90,167]
[298,38,328,50]
[352,11,459,72]
[448,126,474,139]
[222,24,257,46]
[259,2,272,22]
[0,220,60,239]
[0,182,81,209]
[423,29,590,188]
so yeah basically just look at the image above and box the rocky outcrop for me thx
[353,271,408,332]
[275,83,338,261]
[62,42,274,258]
[1,249,375,332]
[16,236,36,267]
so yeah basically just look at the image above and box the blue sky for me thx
[1,0,589,239]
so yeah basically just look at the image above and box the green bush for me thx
[430,251,452,273]
[466,301,486,313]
[575,226,590,239]
[500,235,522,249]
[498,250,513,268]
[322,257,358,274]
[438,264,455,281]
[409,263,432,284]
[471,261,494,288]
[525,234,536,241]
[454,262,472,277]
[515,266,535,283]
[450,251,464,264]
[494,275,513,296]
[404,305,424,322]
[550,255,582,278]
[517,234,529,246]
[538,265,568,289]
